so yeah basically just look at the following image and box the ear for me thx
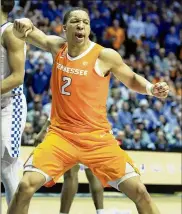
[63,25,66,31]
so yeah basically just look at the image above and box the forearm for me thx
[13,18,66,55]
[34,119,51,146]
[106,48,169,99]
[40,119,51,134]
[23,26,49,51]
[116,63,153,95]
[13,19,49,51]
[102,49,154,95]
[129,73,153,95]
[1,75,23,94]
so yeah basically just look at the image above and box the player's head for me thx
[1,0,15,14]
[63,7,90,45]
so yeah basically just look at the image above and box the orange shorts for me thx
[25,129,139,187]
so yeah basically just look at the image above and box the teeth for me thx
[76,35,83,38]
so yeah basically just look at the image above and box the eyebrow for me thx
[70,17,89,21]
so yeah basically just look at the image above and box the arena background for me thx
[1,0,182,213]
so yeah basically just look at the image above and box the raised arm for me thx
[13,18,65,55]
[99,48,169,98]
[1,25,25,94]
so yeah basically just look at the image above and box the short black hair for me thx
[63,7,89,25]
[1,0,15,14]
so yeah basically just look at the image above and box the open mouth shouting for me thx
[75,32,85,42]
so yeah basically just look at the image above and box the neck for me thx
[67,40,91,57]
[1,13,8,25]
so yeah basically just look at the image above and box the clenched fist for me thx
[152,82,169,99]
[13,18,33,39]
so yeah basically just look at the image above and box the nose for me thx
[77,21,84,30]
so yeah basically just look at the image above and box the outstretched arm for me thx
[100,48,169,98]
[1,25,25,94]
[13,18,65,55]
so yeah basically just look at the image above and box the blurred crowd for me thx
[9,0,182,151]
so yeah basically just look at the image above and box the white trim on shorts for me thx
[24,156,52,185]
[108,162,139,191]
[79,163,88,170]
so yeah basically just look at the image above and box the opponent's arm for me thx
[100,48,169,98]
[13,18,65,54]
[1,25,25,94]
[34,119,50,146]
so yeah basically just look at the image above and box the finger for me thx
[154,83,169,92]
[14,20,19,30]
[153,83,162,93]
[25,28,32,37]
[154,82,161,89]
[16,21,21,31]
[157,91,169,98]
[13,21,17,29]
[20,25,26,31]
[19,23,26,33]
[15,20,25,33]
[154,88,167,95]
[160,89,169,95]
[161,93,168,99]
[157,85,169,93]
[155,82,167,89]
[159,82,167,87]
[155,83,164,90]
[165,89,169,95]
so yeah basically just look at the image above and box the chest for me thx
[55,58,92,88]
[51,44,110,94]
[55,55,109,89]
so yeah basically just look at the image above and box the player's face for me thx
[64,10,91,45]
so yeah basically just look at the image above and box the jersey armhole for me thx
[53,43,67,64]
[94,58,111,78]
[94,59,105,77]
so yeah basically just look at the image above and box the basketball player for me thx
[35,119,104,214]
[1,0,27,205]
[9,7,169,214]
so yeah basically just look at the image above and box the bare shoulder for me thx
[99,48,123,67]
[47,35,66,56]
[3,24,24,50]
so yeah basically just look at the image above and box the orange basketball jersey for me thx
[49,41,111,133]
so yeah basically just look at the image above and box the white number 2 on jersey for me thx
[61,76,72,96]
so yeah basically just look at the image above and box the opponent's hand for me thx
[13,18,33,39]
[152,82,170,99]
[34,131,46,147]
